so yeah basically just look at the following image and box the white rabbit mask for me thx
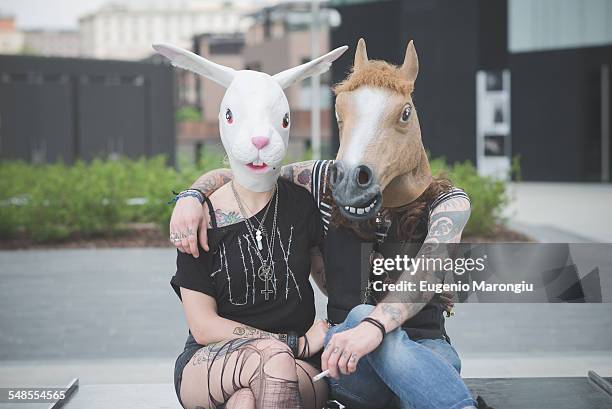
[153,43,348,192]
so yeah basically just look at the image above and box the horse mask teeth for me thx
[152,42,348,192]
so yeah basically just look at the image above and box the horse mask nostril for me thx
[356,165,372,187]
[329,162,344,187]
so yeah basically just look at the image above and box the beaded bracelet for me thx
[168,189,205,205]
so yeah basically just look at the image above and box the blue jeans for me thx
[324,305,476,409]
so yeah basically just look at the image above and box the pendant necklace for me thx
[235,185,274,251]
[231,181,279,300]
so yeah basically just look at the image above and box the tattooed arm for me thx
[170,162,317,256]
[322,196,471,377]
[368,196,471,332]
[180,287,325,357]
[190,168,233,195]
[189,160,316,195]
[279,160,317,192]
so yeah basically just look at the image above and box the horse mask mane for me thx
[153,43,348,192]
[331,38,433,221]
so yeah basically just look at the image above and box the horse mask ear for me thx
[152,43,235,88]
[399,40,419,83]
[353,38,368,70]
[273,46,348,89]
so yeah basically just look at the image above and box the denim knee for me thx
[345,304,375,325]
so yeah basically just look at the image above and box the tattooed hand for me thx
[322,322,382,378]
[170,196,206,256]
[169,168,232,257]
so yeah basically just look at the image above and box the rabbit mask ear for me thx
[273,46,348,89]
[152,43,235,87]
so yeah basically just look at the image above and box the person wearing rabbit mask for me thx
[154,43,348,409]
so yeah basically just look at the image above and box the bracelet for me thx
[298,335,310,359]
[361,317,386,339]
[168,189,205,205]
[287,331,299,356]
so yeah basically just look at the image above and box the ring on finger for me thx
[341,351,350,359]
[331,346,340,354]
[349,353,358,362]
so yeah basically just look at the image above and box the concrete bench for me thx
[55,372,612,409]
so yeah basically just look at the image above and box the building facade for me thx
[22,30,81,57]
[78,1,269,61]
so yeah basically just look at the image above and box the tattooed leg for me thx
[179,338,304,409]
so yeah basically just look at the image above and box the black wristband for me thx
[361,317,387,339]
[287,331,299,356]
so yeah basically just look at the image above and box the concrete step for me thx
[48,375,612,409]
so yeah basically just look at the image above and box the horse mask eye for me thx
[400,105,412,123]
[225,108,233,124]
[282,113,290,128]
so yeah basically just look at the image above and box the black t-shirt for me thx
[171,178,322,339]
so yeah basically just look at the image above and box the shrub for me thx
[0,155,509,241]
[0,155,224,241]
[430,158,509,236]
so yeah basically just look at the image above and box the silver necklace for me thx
[237,188,274,250]
[231,181,279,300]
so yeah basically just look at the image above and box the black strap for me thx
[365,213,392,304]
[203,195,217,229]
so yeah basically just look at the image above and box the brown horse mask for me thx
[331,38,432,221]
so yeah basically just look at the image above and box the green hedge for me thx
[0,156,221,241]
[430,158,510,236]
[0,155,509,241]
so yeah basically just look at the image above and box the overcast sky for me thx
[0,0,142,28]
[0,0,165,29]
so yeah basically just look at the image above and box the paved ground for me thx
[1,247,611,394]
[505,182,612,243]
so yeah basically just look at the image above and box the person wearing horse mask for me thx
[167,39,477,409]
[155,43,350,409]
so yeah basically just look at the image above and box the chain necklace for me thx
[231,181,279,300]
[236,187,274,250]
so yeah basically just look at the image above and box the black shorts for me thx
[174,343,201,409]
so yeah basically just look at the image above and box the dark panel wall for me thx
[0,55,175,164]
[510,46,612,182]
[330,0,508,164]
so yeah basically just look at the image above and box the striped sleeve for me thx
[311,160,333,235]
[429,187,470,215]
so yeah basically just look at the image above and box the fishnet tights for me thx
[179,338,325,409]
